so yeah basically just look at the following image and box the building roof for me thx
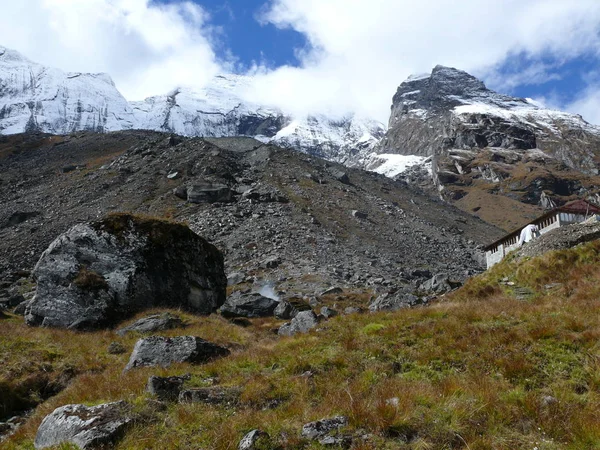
[484,199,600,251]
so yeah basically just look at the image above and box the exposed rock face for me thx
[375,66,600,230]
[220,292,279,318]
[278,310,320,336]
[25,213,226,329]
[124,336,230,371]
[34,401,132,449]
[379,66,600,172]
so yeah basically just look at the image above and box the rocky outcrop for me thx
[34,401,132,449]
[25,213,226,329]
[124,336,230,371]
[220,292,279,318]
[375,66,600,229]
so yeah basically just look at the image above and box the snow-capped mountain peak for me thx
[0,46,385,162]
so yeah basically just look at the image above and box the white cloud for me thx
[566,88,600,125]
[2,0,600,124]
[246,0,600,122]
[0,0,222,101]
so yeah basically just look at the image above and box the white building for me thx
[484,199,600,269]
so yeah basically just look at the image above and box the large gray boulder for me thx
[124,336,230,371]
[220,292,278,318]
[34,401,132,449]
[26,213,226,329]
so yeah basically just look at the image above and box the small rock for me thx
[187,183,234,204]
[173,185,188,200]
[116,313,185,336]
[351,210,368,220]
[328,168,350,185]
[220,292,279,318]
[147,375,190,401]
[274,301,297,320]
[124,336,230,371]
[167,172,180,179]
[319,286,343,296]
[419,273,461,294]
[369,292,421,312]
[179,386,241,405]
[34,401,132,449]
[320,306,338,319]
[301,416,348,440]
[238,429,269,450]
[61,165,77,173]
[278,311,320,336]
[262,256,281,269]
[343,307,363,315]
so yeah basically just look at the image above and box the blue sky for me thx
[172,0,307,69]
[2,0,600,123]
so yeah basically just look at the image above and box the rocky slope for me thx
[0,46,384,162]
[376,66,600,230]
[0,131,502,302]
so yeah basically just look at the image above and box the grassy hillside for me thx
[3,241,600,449]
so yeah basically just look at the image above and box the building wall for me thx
[485,211,593,269]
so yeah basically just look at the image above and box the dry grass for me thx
[4,241,600,448]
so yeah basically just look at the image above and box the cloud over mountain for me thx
[2,0,600,123]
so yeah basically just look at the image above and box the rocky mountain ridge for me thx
[0,46,384,162]
[376,65,600,230]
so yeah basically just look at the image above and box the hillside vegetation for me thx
[3,240,600,449]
